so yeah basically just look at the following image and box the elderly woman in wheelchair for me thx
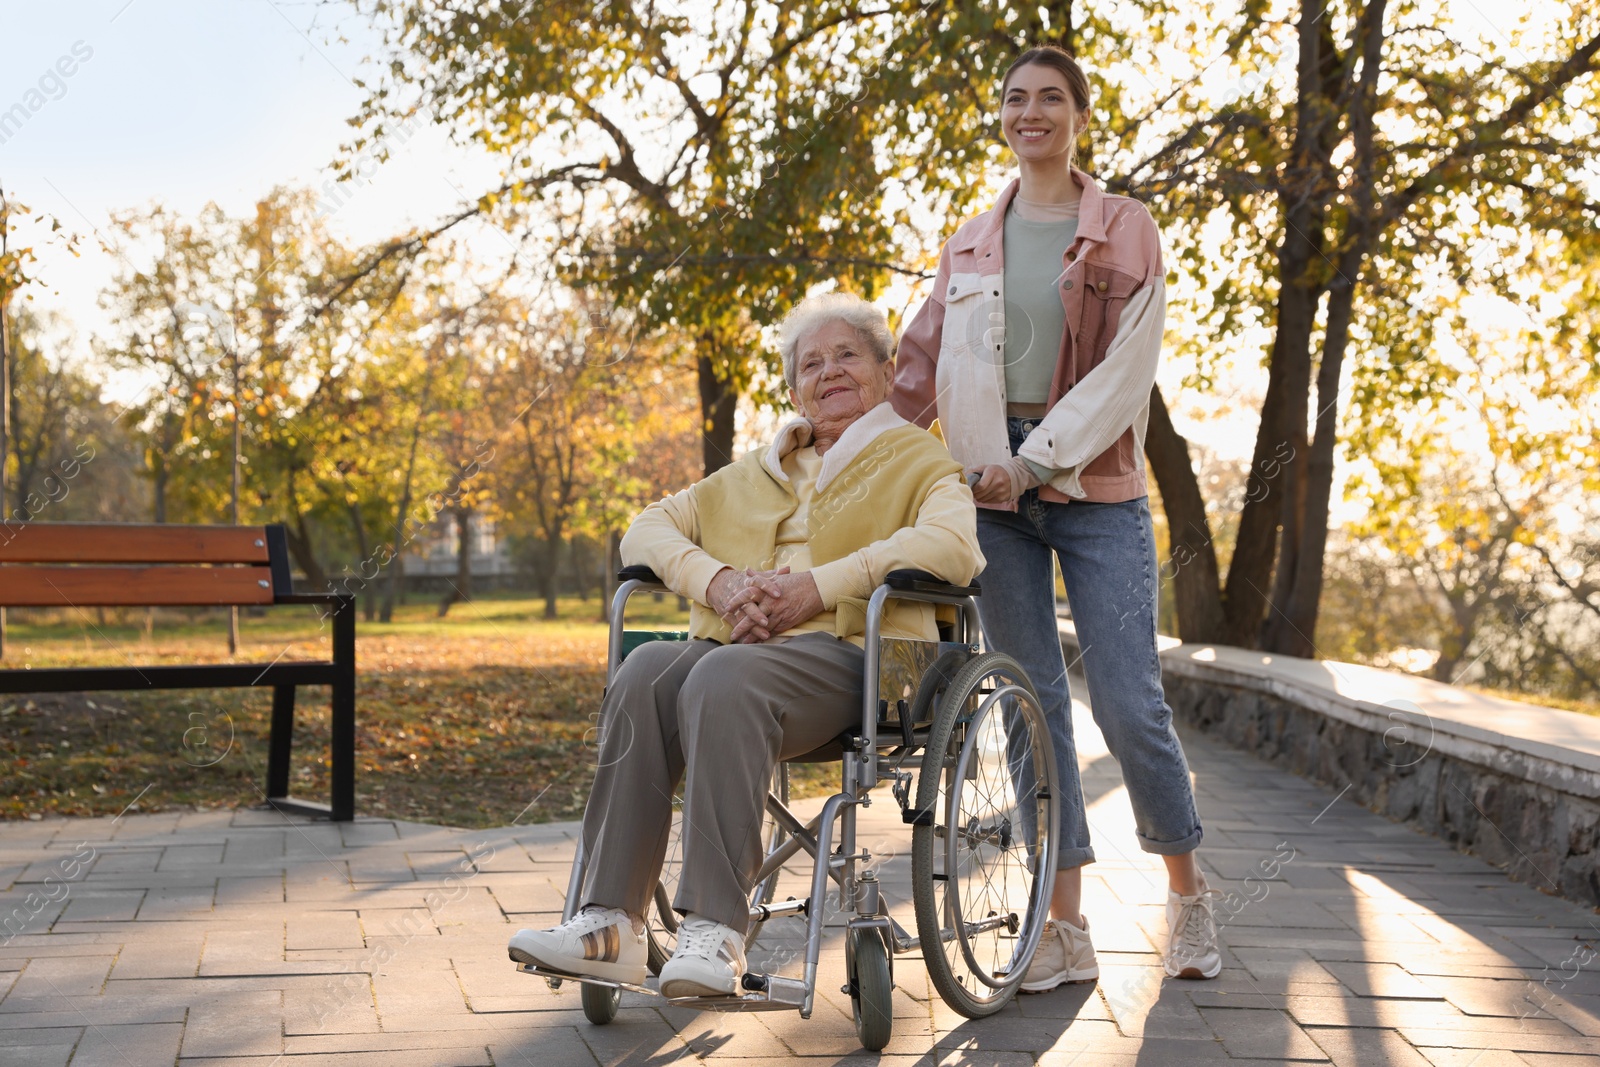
[509,292,1060,1049]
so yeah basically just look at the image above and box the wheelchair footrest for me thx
[512,960,655,997]
[665,973,808,1012]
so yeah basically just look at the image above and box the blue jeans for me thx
[975,416,1204,869]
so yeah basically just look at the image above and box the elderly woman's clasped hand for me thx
[707,565,824,644]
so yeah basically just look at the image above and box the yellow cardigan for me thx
[620,404,983,645]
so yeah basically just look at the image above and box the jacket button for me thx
[1063,280,1073,290]
[949,285,957,295]
[1097,281,1108,292]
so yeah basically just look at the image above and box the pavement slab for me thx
[5,688,1599,1065]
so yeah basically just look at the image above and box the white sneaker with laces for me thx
[658,915,748,998]
[507,906,646,984]
[1020,915,1099,992]
[1164,887,1223,979]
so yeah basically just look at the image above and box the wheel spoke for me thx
[914,654,1059,1016]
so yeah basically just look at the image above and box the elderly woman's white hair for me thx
[777,292,894,391]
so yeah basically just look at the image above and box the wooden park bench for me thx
[0,522,357,820]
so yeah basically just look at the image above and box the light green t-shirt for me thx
[1001,206,1079,405]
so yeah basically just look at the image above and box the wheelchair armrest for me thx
[617,565,664,585]
[883,569,981,598]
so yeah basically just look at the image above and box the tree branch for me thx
[579,103,673,206]
[1129,0,1276,126]
[1378,30,1600,230]
[602,249,935,279]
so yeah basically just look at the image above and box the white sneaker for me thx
[1164,888,1223,979]
[658,915,747,998]
[507,906,646,984]
[1020,915,1099,992]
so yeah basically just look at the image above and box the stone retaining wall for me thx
[1060,625,1600,909]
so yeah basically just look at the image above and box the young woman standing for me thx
[891,45,1221,989]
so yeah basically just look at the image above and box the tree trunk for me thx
[525,548,547,613]
[383,350,440,623]
[437,507,473,616]
[1430,590,1478,683]
[1267,0,1386,656]
[1264,426,1308,647]
[1248,260,1322,648]
[382,424,426,623]
[539,534,562,620]
[283,466,329,591]
[347,500,377,622]
[283,516,329,593]
[1221,321,1299,646]
[381,529,408,622]
[151,431,171,522]
[1267,280,1357,657]
[570,538,590,602]
[598,528,620,623]
[1228,1,1342,650]
[1143,385,1226,642]
[697,351,737,475]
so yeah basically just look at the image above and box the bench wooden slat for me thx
[0,565,276,607]
[0,523,271,564]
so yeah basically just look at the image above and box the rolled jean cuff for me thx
[1136,825,1204,857]
[1056,844,1096,870]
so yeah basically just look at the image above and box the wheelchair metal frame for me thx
[525,568,1053,1029]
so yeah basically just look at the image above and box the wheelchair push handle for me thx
[883,568,981,599]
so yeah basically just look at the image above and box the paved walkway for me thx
[5,694,1600,1066]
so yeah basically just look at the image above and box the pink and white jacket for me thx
[891,169,1167,506]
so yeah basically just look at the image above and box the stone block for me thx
[1199,1005,1331,1061]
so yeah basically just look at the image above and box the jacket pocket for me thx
[942,273,1001,358]
[1076,267,1141,370]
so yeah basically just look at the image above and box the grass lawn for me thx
[1,592,835,828]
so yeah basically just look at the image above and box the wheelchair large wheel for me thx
[646,783,786,974]
[848,927,894,1051]
[910,652,1059,1017]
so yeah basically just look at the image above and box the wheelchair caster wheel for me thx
[581,981,620,1025]
[848,929,893,1051]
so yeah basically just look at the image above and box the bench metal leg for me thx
[266,685,296,799]
[330,594,357,822]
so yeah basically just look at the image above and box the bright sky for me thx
[1,0,504,370]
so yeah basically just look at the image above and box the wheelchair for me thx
[516,565,1061,1051]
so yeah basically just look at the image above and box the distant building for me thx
[402,513,518,589]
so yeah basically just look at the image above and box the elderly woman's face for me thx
[789,321,893,427]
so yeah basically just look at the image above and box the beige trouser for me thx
[580,632,865,934]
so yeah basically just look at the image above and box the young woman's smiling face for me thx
[1001,63,1083,166]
